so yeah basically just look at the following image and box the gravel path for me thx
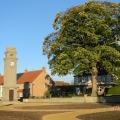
[0,103,119,120]
[16,103,107,110]
[77,111,120,120]
[0,110,64,120]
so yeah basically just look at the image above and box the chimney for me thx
[24,69,28,73]
[42,66,46,72]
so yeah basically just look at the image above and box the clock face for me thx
[10,62,14,66]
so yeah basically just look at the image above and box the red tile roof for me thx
[0,75,3,85]
[17,70,42,84]
[55,81,69,86]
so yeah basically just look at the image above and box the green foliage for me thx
[107,86,120,94]
[115,75,120,85]
[43,1,120,96]
[43,1,120,76]
[45,89,52,98]
[116,80,120,86]
[61,92,76,97]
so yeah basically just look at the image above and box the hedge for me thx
[107,86,120,94]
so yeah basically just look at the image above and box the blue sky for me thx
[0,0,119,83]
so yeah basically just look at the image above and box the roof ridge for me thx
[25,70,42,73]
[55,81,65,82]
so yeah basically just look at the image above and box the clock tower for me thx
[2,47,18,102]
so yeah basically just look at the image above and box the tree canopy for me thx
[43,1,120,96]
[43,1,120,75]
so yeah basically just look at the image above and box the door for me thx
[9,90,14,101]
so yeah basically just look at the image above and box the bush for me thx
[30,96,36,99]
[61,92,76,97]
[45,89,52,98]
[68,93,76,97]
[107,86,120,94]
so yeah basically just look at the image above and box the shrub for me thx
[68,93,76,97]
[61,92,76,97]
[30,96,36,99]
[45,89,52,98]
[107,86,120,94]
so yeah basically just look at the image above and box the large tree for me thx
[43,1,120,96]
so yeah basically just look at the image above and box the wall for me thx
[32,70,49,97]
[17,84,23,98]
[84,95,120,103]
[0,86,2,98]
[18,84,24,90]
[23,97,84,103]
[23,95,120,103]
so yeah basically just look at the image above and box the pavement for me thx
[0,102,119,120]
[43,109,107,120]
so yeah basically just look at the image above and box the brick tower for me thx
[2,47,18,102]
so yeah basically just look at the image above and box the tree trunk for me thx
[91,66,98,96]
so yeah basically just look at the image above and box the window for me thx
[78,77,82,83]
[97,76,101,82]
[101,75,106,82]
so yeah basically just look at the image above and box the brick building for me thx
[0,67,52,99]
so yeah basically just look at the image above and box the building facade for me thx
[0,67,52,100]
[74,74,116,95]
[2,47,18,101]
[17,67,51,98]
[0,47,53,101]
